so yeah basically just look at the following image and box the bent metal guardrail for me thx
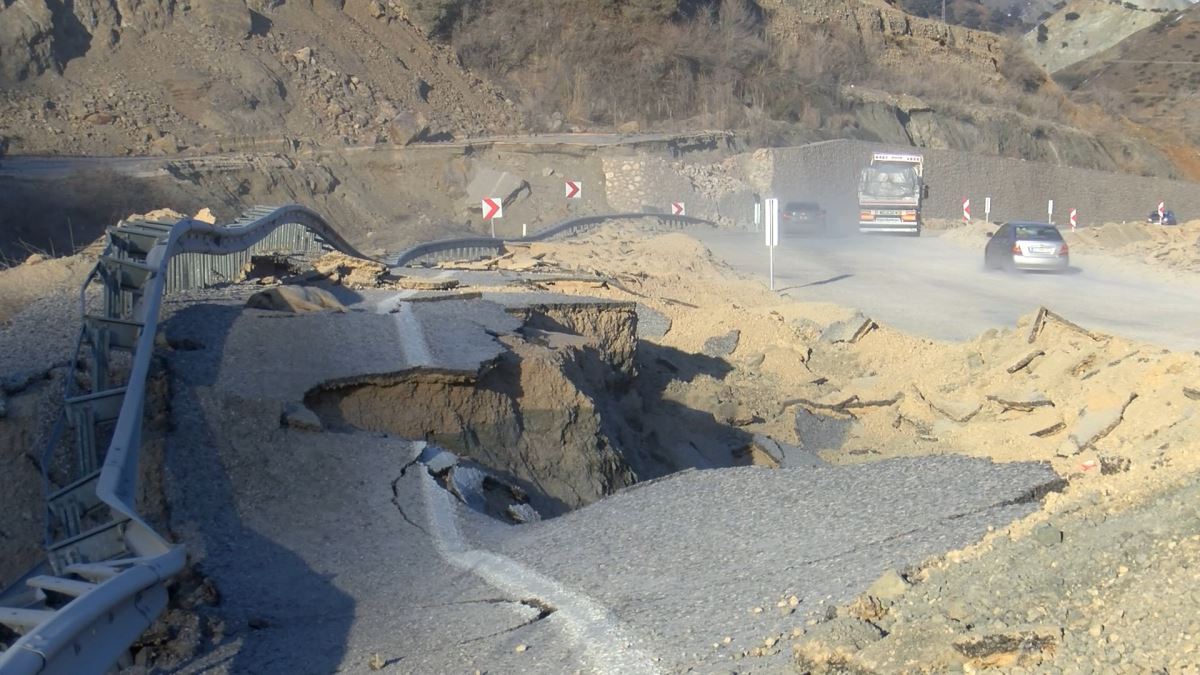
[0,205,366,674]
[390,212,715,267]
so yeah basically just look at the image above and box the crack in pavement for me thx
[413,446,661,675]
[391,476,431,537]
[764,479,1069,582]
[452,598,559,648]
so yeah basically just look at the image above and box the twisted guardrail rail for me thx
[390,212,714,267]
[0,205,366,674]
[0,205,711,673]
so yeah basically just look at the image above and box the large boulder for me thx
[388,111,431,145]
[191,0,252,39]
[245,285,346,313]
[464,163,530,214]
[0,0,56,82]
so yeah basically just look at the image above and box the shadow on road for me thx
[777,273,855,291]
[162,303,355,674]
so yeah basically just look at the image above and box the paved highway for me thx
[695,229,1200,351]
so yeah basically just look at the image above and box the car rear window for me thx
[1014,226,1063,241]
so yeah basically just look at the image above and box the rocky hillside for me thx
[0,0,1192,178]
[1055,4,1200,167]
[443,0,1183,175]
[0,0,523,156]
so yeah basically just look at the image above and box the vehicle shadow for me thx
[161,303,356,675]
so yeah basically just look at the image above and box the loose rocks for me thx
[245,286,346,313]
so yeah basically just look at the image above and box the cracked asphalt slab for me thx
[161,291,1063,673]
[491,458,1062,673]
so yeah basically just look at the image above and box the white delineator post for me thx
[754,202,761,232]
[962,198,971,223]
[985,197,992,224]
[522,223,527,237]
[1070,208,1077,232]
[765,198,780,291]
[1048,199,1054,224]
[1158,201,1166,222]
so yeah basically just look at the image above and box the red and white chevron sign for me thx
[1070,208,1077,231]
[565,181,581,199]
[671,202,685,216]
[481,198,502,220]
[1158,201,1166,220]
[962,198,970,223]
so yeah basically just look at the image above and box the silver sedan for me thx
[984,222,1069,272]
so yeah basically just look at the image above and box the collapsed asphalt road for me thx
[157,285,1062,674]
[695,229,1200,351]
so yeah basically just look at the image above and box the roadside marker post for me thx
[1158,201,1166,222]
[962,198,970,223]
[764,198,779,291]
[754,202,761,232]
[984,197,991,224]
[672,202,686,216]
[522,223,527,237]
[1070,208,1078,232]
[482,197,502,238]
[565,181,582,199]
[1048,199,1054,224]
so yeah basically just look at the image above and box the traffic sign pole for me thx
[764,198,779,291]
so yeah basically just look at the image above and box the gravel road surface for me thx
[695,230,1200,351]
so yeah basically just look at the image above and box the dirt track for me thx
[695,228,1200,351]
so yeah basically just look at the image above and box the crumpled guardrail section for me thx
[0,204,366,675]
[390,212,714,267]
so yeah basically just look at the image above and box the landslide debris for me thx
[452,223,1200,673]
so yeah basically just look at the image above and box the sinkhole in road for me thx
[305,303,763,519]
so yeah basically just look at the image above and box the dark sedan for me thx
[781,201,827,233]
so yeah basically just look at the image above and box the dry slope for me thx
[0,0,522,156]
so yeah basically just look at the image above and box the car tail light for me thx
[1012,243,1022,254]
[901,211,917,222]
[860,212,875,221]
[1059,243,1069,256]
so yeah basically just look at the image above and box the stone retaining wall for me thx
[766,139,1200,229]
